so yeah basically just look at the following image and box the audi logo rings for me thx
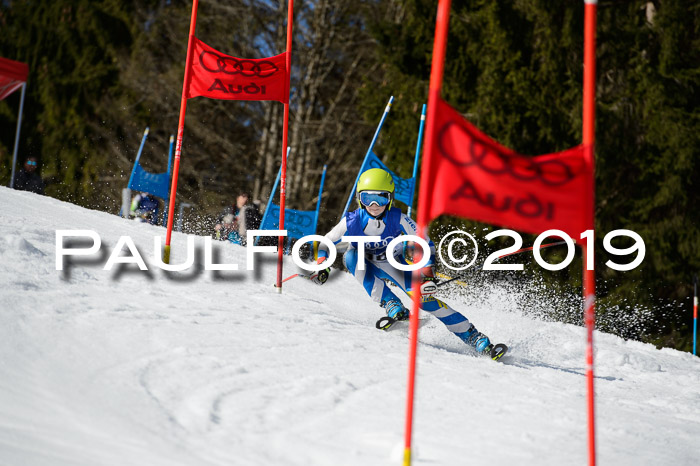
[437,121,577,186]
[199,51,279,78]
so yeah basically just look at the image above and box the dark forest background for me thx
[1,0,698,352]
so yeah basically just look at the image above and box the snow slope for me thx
[1,186,699,466]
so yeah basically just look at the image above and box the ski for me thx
[377,316,508,361]
[375,315,404,331]
[486,343,508,362]
[376,315,430,331]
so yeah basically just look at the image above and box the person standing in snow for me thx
[311,168,499,356]
[13,157,45,195]
[130,192,160,224]
[213,191,261,245]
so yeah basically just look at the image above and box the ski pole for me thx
[281,273,301,284]
[280,270,321,284]
[436,273,468,288]
[436,241,567,288]
[277,257,327,285]
[693,274,698,356]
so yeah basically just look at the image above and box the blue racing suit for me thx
[318,207,475,341]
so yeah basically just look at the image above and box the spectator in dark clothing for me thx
[13,157,45,195]
[130,192,160,225]
[214,191,262,244]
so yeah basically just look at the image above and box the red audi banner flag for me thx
[187,37,289,103]
[423,96,593,239]
[0,56,29,101]
[403,2,598,465]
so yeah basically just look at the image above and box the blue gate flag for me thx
[259,204,319,241]
[341,98,425,218]
[257,158,327,243]
[128,163,171,201]
[361,151,415,207]
[127,127,172,201]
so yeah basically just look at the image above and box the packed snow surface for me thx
[1,187,699,465]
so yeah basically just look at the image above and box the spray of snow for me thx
[1,187,699,465]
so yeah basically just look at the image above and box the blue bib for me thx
[345,207,402,255]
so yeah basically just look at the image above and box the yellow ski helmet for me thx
[356,168,395,211]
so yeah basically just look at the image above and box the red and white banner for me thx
[164,0,294,276]
[403,2,598,464]
[423,97,593,238]
[0,56,29,101]
[187,37,289,103]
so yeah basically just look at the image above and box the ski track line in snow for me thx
[1,187,700,466]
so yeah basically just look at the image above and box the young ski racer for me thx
[310,168,506,360]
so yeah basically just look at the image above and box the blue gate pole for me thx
[127,127,149,189]
[341,96,394,218]
[407,104,426,218]
[163,134,175,226]
[167,134,174,176]
[313,165,328,234]
[694,274,698,356]
[9,83,26,189]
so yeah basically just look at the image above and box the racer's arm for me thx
[310,218,349,285]
[400,214,439,294]
[317,217,349,261]
[399,214,436,270]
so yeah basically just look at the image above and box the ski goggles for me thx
[358,191,391,207]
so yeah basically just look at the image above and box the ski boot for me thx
[375,299,409,330]
[461,325,492,354]
[461,325,508,361]
[382,299,409,321]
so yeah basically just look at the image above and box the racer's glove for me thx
[310,267,331,285]
[420,276,438,295]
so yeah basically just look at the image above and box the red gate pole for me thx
[403,1,452,464]
[582,1,598,465]
[276,0,294,292]
[164,0,200,263]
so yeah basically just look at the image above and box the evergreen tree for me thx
[1,0,377,231]
[0,0,140,206]
[360,0,700,351]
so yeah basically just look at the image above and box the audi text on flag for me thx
[423,97,594,239]
[187,38,289,103]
